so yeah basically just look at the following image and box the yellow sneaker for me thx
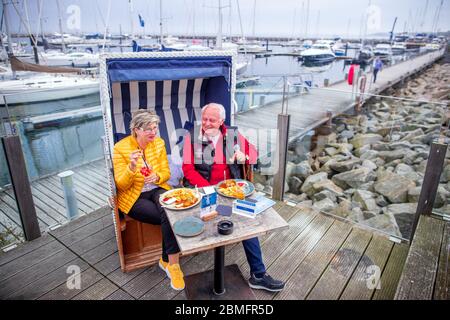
[158,258,169,276]
[166,263,185,291]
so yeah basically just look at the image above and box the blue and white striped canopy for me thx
[107,56,234,156]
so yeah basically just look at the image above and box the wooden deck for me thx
[0,159,110,246]
[235,49,446,143]
[0,201,414,300]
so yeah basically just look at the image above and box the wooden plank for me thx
[1,136,40,240]
[67,175,109,207]
[253,213,335,300]
[34,178,91,215]
[29,186,68,221]
[105,289,135,300]
[49,206,110,239]
[71,278,118,300]
[9,258,90,300]
[4,188,60,227]
[38,266,104,300]
[47,175,104,210]
[68,224,115,255]
[56,212,113,247]
[372,243,410,300]
[0,207,24,240]
[433,221,450,300]
[395,216,445,300]
[73,171,110,197]
[0,248,77,299]
[106,264,147,287]
[306,228,372,300]
[81,236,118,265]
[121,265,166,299]
[339,234,394,300]
[275,220,353,300]
[0,240,64,283]
[0,233,53,266]
[93,251,121,276]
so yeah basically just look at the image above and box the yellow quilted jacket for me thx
[113,135,171,214]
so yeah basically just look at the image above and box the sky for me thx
[3,0,449,38]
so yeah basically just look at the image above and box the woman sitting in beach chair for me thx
[112,110,185,291]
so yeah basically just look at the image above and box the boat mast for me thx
[55,0,66,53]
[128,0,134,40]
[305,0,310,39]
[37,0,45,40]
[251,0,256,40]
[216,0,223,49]
[2,0,15,78]
[361,0,371,48]
[159,0,163,44]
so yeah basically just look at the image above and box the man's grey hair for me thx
[201,103,226,120]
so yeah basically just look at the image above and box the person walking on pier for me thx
[373,57,383,83]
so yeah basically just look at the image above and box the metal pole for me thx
[58,171,80,220]
[213,246,225,295]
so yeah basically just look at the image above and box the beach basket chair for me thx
[99,51,237,272]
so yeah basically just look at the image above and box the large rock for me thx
[332,167,374,189]
[287,176,303,195]
[378,149,405,162]
[395,163,421,182]
[330,158,361,173]
[361,159,378,171]
[353,190,379,212]
[312,198,335,213]
[312,179,344,197]
[359,212,403,238]
[300,172,328,196]
[383,203,418,238]
[360,150,379,161]
[294,161,314,179]
[313,190,337,202]
[374,171,416,203]
[332,199,352,218]
[350,134,383,149]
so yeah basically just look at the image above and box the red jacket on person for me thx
[182,125,258,187]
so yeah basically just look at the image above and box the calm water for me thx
[0,39,422,188]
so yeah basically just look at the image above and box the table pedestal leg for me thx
[184,246,257,300]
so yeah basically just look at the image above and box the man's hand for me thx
[144,172,159,184]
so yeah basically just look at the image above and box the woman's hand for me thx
[129,150,142,172]
[144,172,160,184]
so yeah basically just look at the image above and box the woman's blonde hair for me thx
[129,110,160,137]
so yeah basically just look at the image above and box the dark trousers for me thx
[373,68,380,83]
[127,188,180,262]
[242,237,266,276]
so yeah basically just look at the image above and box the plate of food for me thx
[159,188,201,210]
[215,179,255,200]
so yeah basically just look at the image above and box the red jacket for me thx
[182,126,258,187]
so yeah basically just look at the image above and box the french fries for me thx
[162,189,199,208]
[218,180,245,200]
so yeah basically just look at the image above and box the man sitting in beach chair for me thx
[181,102,285,292]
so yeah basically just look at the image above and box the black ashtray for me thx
[217,220,234,235]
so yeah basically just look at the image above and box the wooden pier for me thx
[0,159,109,246]
[0,200,447,300]
[235,49,446,143]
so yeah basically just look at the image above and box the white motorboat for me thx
[391,43,407,55]
[373,43,392,58]
[21,51,99,68]
[0,74,99,105]
[238,44,266,53]
[48,33,84,45]
[300,43,336,63]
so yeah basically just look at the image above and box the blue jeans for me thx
[242,237,266,275]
